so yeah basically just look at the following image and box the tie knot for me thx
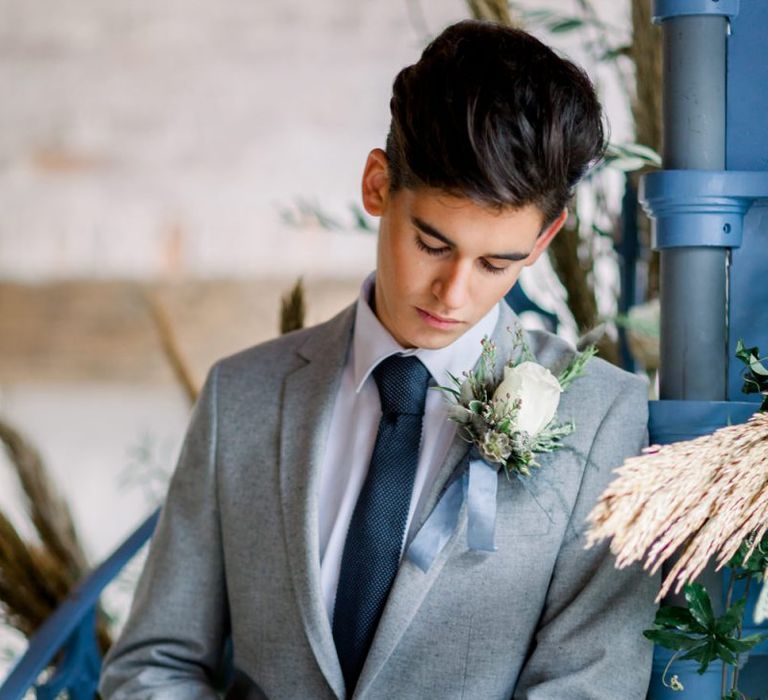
[372,355,431,416]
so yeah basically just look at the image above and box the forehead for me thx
[395,187,545,244]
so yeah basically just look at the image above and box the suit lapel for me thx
[278,305,355,700]
[354,303,522,698]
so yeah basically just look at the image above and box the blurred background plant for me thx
[0,417,113,654]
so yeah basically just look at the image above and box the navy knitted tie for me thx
[332,355,431,692]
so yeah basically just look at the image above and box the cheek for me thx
[496,269,521,299]
[391,243,427,289]
[379,238,418,304]
[476,269,521,308]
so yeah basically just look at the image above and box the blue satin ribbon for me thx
[407,453,499,573]
[406,473,466,572]
[467,458,498,552]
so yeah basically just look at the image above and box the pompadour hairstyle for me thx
[385,20,606,227]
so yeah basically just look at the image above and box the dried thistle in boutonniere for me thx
[439,328,596,477]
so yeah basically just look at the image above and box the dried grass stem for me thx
[587,412,768,600]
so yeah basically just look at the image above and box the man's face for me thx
[361,149,566,349]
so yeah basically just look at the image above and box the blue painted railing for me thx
[0,511,159,700]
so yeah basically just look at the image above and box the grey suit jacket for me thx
[99,301,658,700]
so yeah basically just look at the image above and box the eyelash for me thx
[414,236,508,275]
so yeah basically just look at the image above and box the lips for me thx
[416,307,462,328]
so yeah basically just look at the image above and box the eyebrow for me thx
[412,216,532,261]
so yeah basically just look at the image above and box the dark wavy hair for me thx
[385,20,606,227]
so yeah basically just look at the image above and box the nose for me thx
[432,260,471,311]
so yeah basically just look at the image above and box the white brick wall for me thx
[0,0,631,281]
[0,0,478,280]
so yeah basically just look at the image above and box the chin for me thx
[417,338,455,350]
[406,326,464,350]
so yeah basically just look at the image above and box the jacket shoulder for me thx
[527,327,647,398]
[208,302,355,392]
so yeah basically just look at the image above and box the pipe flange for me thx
[652,0,739,23]
[639,170,768,249]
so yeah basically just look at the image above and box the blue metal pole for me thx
[645,4,739,697]
[659,14,729,402]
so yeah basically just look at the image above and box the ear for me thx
[524,209,568,267]
[361,148,390,216]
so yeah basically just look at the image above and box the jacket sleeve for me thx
[512,376,659,700]
[99,364,228,700]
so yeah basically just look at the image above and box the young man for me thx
[100,20,657,699]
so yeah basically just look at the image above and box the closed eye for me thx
[415,235,448,256]
[480,259,509,275]
[416,234,512,275]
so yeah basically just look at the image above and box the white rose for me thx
[492,361,562,436]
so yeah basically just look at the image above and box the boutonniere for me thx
[442,329,595,478]
[407,328,594,573]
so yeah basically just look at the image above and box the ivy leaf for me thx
[735,339,768,410]
[714,639,738,665]
[647,582,768,678]
[724,632,768,653]
[751,360,768,377]
[728,531,768,577]
[736,338,768,376]
[642,629,706,651]
[715,597,747,636]
[653,605,704,633]
[685,583,715,631]
[680,639,718,674]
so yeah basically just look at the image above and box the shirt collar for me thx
[351,271,500,393]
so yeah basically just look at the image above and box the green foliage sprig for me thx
[736,339,768,411]
[557,344,597,391]
[644,584,767,677]
[729,531,768,581]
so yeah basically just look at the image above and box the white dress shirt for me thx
[318,272,499,620]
